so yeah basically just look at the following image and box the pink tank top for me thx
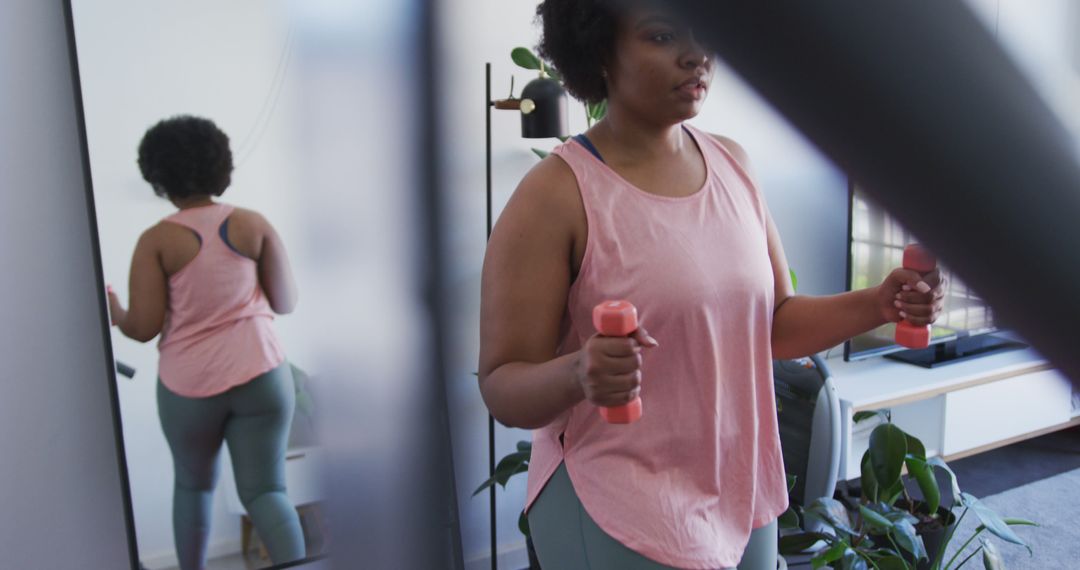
[524,125,788,569]
[157,203,285,398]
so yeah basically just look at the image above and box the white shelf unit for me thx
[827,346,1079,482]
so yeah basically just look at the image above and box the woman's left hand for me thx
[875,267,947,326]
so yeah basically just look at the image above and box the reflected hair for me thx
[137,115,233,200]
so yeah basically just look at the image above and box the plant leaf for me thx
[472,450,530,495]
[991,517,1039,528]
[962,492,1029,550]
[806,498,856,537]
[860,452,879,503]
[472,478,493,496]
[518,510,530,537]
[516,440,532,453]
[779,506,801,530]
[928,456,963,506]
[511,47,541,70]
[973,520,1038,559]
[789,268,799,292]
[883,479,906,506]
[890,518,928,562]
[860,505,895,533]
[493,452,530,485]
[779,532,833,555]
[869,423,907,492]
[587,99,608,121]
[817,540,848,566]
[877,504,919,526]
[981,538,1005,570]
[531,148,550,159]
[840,548,869,570]
[905,455,940,516]
[904,433,927,460]
[853,410,888,424]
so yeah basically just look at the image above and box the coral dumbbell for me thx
[592,300,643,424]
[895,244,937,349]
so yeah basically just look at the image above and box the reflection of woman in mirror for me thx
[107,116,305,569]
[478,1,945,569]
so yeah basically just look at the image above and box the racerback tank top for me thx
[157,203,284,397]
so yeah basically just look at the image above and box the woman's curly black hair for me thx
[536,0,620,105]
[137,115,233,200]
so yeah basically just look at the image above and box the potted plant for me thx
[780,410,1038,569]
[473,440,540,570]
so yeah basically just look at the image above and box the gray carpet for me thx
[937,466,1080,569]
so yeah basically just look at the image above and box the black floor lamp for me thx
[485,61,567,570]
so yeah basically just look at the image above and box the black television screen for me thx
[844,183,1023,365]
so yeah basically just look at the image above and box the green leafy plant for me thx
[778,473,801,530]
[780,412,1037,569]
[473,440,533,536]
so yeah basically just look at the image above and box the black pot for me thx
[895,500,957,570]
[526,534,542,570]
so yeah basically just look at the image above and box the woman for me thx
[477,2,945,569]
[108,115,306,569]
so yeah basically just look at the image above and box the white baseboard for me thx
[465,540,529,570]
[140,538,244,570]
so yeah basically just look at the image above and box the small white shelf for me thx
[825,344,1074,481]
[827,345,1050,411]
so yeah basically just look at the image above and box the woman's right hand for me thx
[105,284,124,326]
[577,328,658,407]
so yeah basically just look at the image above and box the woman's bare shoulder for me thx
[508,153,582,221]
[226,205,269,227]
[706,132,752,171]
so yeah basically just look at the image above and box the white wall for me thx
[964,0,1080,151]
[70,1,308,566]
[438,3,847,567]
[0,1,133,567]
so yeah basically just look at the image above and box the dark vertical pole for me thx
[485,61,498,570]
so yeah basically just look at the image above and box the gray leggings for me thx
[529,463,778,570]
[157,362,305,570]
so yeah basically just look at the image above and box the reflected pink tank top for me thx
[157,203,284,398]
[524,125,788,569]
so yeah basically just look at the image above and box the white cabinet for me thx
[942,369,1072,455]
[829,346,1078,481]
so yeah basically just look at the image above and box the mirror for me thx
[71,1,327,568]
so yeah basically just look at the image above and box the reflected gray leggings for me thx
[157,362,305,570]
[528,463,778,570]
